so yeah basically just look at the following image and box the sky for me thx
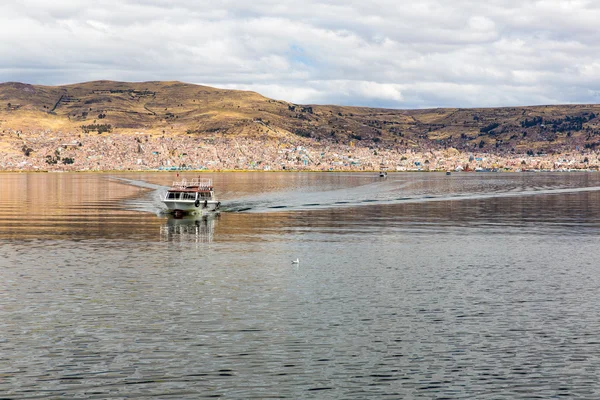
[2,0,600,109]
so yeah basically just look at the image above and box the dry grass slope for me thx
[2,80,600,156]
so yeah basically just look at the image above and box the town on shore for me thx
[1,129,599,173]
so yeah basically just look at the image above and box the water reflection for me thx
[4,172,600,398]
[159,213,219,243]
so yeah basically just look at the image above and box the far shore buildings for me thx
[1,129,599,172]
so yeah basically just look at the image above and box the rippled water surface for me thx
[2,172,600,398]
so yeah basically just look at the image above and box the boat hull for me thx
[163,200,220,213]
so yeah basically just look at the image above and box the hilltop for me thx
[1,80,600,171]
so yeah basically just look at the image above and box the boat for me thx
[378,160,388,177]
[379,165,388,177]
[162,177,220,215]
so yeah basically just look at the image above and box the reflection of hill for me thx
[160,214,218,243]
[0,172,162,240]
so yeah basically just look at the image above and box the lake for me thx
[2,171,600,399]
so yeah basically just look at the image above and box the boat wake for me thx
[111,177,170,215]
[113,175,600,215]
[227,184,600,213]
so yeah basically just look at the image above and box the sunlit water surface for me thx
[2,172,600,398]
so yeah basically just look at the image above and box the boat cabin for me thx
[165,178,215,201]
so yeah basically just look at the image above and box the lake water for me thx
[2,171,600,399]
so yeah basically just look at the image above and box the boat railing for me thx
[171,177,212,189]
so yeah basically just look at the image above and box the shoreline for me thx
[1,168,598,174]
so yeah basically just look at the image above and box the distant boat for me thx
[379,165,388,177]
[379,160,388,177]
[446,171,451,175]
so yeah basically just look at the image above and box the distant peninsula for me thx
[1,80,600,172]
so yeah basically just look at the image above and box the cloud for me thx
[1,0,600,108]
[221,80,402,105]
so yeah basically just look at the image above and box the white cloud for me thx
[1,0,600,107]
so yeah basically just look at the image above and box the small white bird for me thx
[292,258,300,264]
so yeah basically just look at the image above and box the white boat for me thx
[162,177,220,215]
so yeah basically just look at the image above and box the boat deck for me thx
[168,178,213,192]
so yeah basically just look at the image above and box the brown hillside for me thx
[2,80,600,155]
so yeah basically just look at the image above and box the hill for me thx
[1,81,600,171]
[1,80,600,154]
